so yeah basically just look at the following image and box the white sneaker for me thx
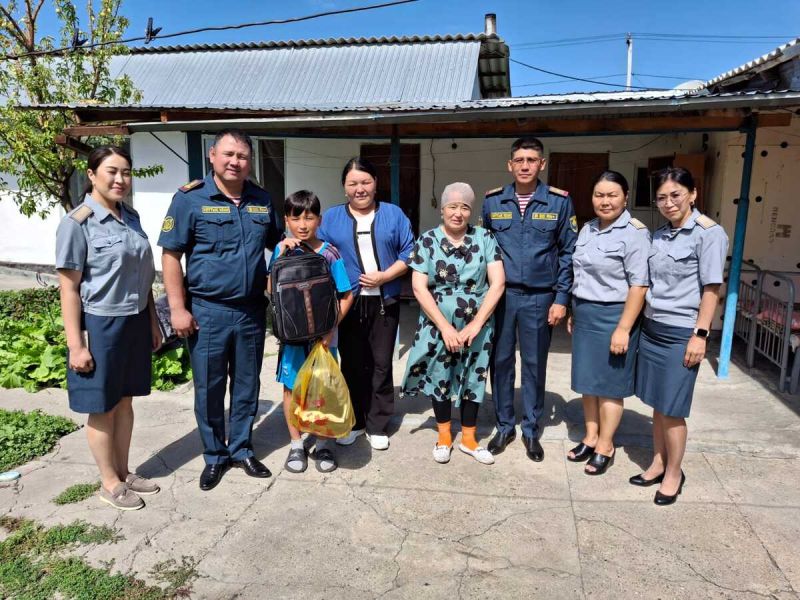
[432,444,452,464]
[336,428,365,446]
[458,444,495,465]
[366,433,390,450]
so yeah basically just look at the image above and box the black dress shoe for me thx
[629,472,665,487]
[199,462,229,491]
[567,442,595,462]
[522,435,544,462]
[487,430,516,455]
[233,456,272,478]
[654,471,685,506]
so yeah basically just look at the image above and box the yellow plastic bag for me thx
[290,342,355,438]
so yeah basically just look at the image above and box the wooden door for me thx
[360,144,421,236]
[547,152,609,229]
[674,154,707,212]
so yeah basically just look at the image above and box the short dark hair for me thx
[284,190,321,217]
[593,170,629,196]
[341,157,378,185]
[510,136,544,157]
[213,128,253,155]
[83,145,132,196]
[653,167,695,193]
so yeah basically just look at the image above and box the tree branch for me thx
[0,5,30,48]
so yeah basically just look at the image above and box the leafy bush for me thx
[0,287,191,393]
[0,409,78,472]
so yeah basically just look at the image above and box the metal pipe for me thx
[390,125,400,205]
[718,117,757,379]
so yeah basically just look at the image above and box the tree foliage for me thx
[0,1,146,216]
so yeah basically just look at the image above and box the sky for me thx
[30,0,800,95]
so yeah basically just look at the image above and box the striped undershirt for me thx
[516,192,533,214]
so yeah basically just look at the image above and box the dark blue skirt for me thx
[571,298,639,399]
[635,318,698,418]
[66,309,152,414]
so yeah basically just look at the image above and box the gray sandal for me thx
[284,447,307,473]
[314,448,338,473]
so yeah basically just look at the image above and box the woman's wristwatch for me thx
[693,327,710,339]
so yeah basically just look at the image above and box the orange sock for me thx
[461,426,478,451]
[437,422,452,447]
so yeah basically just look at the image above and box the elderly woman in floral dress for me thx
[402,183,505,465]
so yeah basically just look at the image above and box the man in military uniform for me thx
[482,137,577,462]
[159,129,281,490]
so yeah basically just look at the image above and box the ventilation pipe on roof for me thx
[484,13,497,36]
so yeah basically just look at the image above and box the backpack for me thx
[269,242,339,344]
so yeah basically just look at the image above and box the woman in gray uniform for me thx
[567,171,650,475]
[56,146,162,511]
[631,167,728,505]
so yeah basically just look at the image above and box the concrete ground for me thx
[2,300,800,599]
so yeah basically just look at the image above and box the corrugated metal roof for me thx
[43,87,800,114]
[104,35,506,109]
[706,38,800,87]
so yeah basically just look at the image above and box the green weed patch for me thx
[0,517,193,599]
[0,409,77,472]
[53,482,102,505]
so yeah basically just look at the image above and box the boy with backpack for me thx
[269,190,354,473]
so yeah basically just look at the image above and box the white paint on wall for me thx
[0,191,62,266]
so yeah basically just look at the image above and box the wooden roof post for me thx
[718,115,757,379]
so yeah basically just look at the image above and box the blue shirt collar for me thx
[83,195,121,223]
[204,171,258,202]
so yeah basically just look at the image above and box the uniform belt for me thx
[190,296,265,312]
[504,284,554,293]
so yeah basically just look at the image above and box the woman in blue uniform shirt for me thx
[567,171,650,475]
[631,167,728,505]
[56,146,162,511]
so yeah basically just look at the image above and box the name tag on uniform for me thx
[490,212,512,219]
[246,206,270,214]
[201,206,231,214]
[532,212,558,221]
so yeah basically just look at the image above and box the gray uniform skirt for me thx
[66,309,152,414]
[635,318,698,418]
[571,298,639,399]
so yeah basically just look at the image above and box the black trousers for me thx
[432,398,479,427]
[338,296,400,434]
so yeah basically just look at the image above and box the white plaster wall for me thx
[0,189,62,266]
[130,132,190,268]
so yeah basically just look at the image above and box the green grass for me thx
[0,517,195,599]
[0,409,78,472]
[53,482,101,505]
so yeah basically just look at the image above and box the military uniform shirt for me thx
[645,209,728,329]
[481,181,577,305]
[55,195,155,316]
[157,172,280,305]
[572,210,651,303]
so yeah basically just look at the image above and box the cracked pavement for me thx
[1,307,800,599]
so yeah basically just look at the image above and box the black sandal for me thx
[567,442,595,462]
[584,451,614,476]
[314,448,338,473]
[284,447,308,473]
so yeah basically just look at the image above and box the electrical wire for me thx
[0,0,418,61]
[509,58,667,91]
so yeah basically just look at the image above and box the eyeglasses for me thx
[510,157,543,166]
[654,191,689,206]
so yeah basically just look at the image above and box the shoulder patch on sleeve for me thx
[484,187,503,197]
[68,204,93,224]
[695,214,718,230]
[629,217,648,230]
[548,186,569,197]
[179,179,204,193]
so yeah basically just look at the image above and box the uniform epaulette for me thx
[484,187,503,197]
[548,186,569,197]
[68,204,93,224]
[179,179,204,193]
[695,214,718,230]
[629,217,647,230]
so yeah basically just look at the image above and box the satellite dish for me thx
[673,80,706,91]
